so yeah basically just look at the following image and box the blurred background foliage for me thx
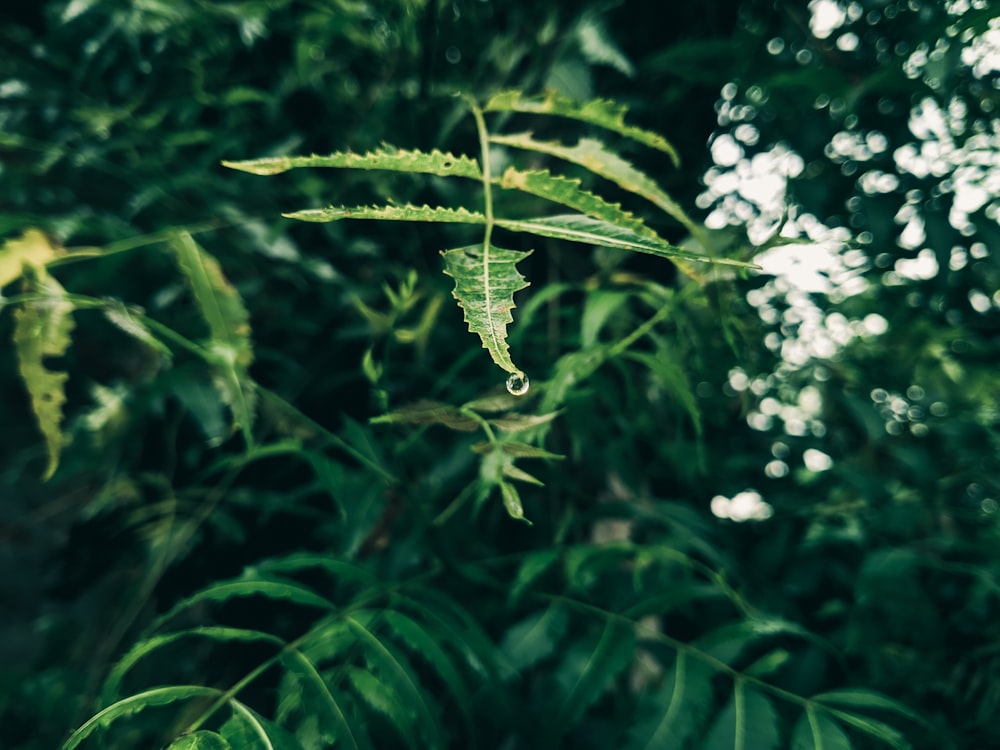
[1,0,998,748]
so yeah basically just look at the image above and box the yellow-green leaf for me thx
[223,147,481,179]
[0,228,62,288]
[13,266,75,480]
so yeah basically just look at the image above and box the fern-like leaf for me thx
[284,203,485,224]
[441,244,531,376]
[13,265,75,480]
[483,90,680,165]
[701,680,780,750]
[791,707,853,750]
[223,147,481,179]
[170,232,255,446]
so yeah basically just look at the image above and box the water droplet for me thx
[506,373,529,396]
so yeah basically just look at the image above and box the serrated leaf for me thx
[701,681,780,750]
[223,147,481,179]
[483,91,679,164]
[498,167,654,237]
[490,134,691,229]
[628,652,715,750]
[63,685,223,750]
[167,731,233,750]
[370,400,479,431]
[170,231,255,445]
[442,244,531,376]
[1,228,62,287]
[495,215,754,267]
[499,480,531,523]
[284,203,485,224]
[792,707,853,750]
[13,267,74,480]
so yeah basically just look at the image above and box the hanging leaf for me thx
[170,231,255,446]
[483,91,680,164]
[441,243,531,376]
[0,228,62,288]
[701,680,781,750]
[791,707,853,750]
[220,700,303,750]
[627,652,715,750]
[13,265,75,480]
[223,147,481,179]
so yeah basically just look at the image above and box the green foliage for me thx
[2,1,998,750]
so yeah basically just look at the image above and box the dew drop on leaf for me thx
[506,373,529,396]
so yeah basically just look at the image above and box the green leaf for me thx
[490,134,691,229]
[508,548,561,605]
[813,689,922,723]
[345,615,445,750]
[279,649,362,750]
[104,627,284,703]
[220,700,303,750]
[494,216,753,267]
[498,167,655,237]
[344,665,418,746]
[13,266,75,480]
[370,400,480,431]
[791,707,853,750]
[499,480,531,523]
[63,685,223,750]
[0,228,61,288]
[283,203,485,224]
[167,731,233,750]
[149,579,334,633]
[170,231,255,446]
[821,709,910,749]
[441,244,531,376]
[627,652,714,750]
[501,605,569,671]
[701,681,780,750]
[551,619,635,736]
[102,299,172,356]
[483,91,680,164]
[223,147,481,179]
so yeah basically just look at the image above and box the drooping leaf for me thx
[490,134,692,230]
[0,228,62,288]
[498,167,655,237]
[701,681,780,750]
[63,685,224,750]
[279,649,363,750]
[223,147,481,179]
[483,91,680,164]
[170,231,255,446]
[166,731,233,750]
[820,710,910,749]
[13,266,75,480]
[812,689,922,724]
[791,707,853,750]
[442,244,531,376]
[627,652,715,750]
